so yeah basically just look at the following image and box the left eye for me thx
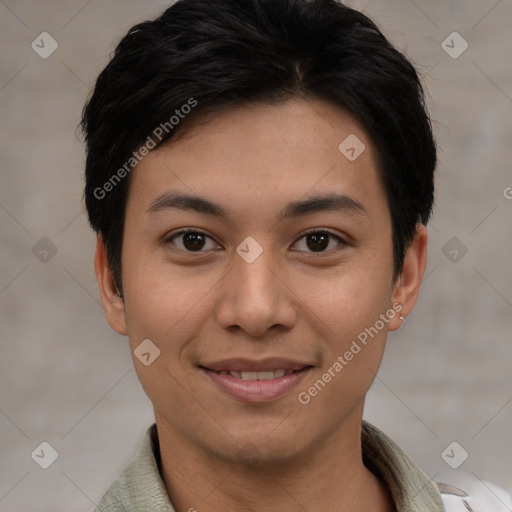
[292,231,345,253]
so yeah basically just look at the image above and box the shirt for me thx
[94,420,446,512]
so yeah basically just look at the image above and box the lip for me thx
[200,358,313,403]
[201,357,310,372]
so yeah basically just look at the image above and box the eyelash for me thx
[165,228,347,256]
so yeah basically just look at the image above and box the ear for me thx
[94,235,127,335]
[388,223,428,332]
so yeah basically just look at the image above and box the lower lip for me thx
[202,368,312,403]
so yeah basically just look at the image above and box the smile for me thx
[200,360,313,403]
[214,369,300,380]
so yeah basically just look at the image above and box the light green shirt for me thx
[94,420,446,511]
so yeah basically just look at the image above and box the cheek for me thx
[121,244,219,344]
[296,273,393,415]
[296,262,394,405]
[300,262,393,337]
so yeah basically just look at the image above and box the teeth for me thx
[224,369,291,380]
[257,371,274,380]
[240,371,258,380]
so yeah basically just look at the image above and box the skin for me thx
[95,98,428,512]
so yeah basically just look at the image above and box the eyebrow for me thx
[146,192,368,221]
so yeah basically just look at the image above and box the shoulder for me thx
[436,476,512,512]
[94,479,124,511]
[93,424,173,512]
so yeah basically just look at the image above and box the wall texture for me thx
[1,0,511,510]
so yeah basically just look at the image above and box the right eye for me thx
[165,229,222,253]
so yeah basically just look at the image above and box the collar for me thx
[95,421,445,512]
[361,421,445,511]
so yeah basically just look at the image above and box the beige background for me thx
[1,0,511,510]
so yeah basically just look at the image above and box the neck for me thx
[155,410,394,512]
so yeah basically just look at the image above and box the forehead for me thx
[126,98,387,223]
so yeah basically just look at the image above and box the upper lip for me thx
[200,357,312,372]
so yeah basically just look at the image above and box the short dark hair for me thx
[81,0,436,294]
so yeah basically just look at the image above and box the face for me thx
[96,98,426,465]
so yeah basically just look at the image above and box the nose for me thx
[215,244,298,338]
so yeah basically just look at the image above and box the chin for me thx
[211,427,313,468]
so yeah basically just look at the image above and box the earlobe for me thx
[388,223,428,332]
[94,235,128,335]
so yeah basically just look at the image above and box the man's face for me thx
[115,98,402,463]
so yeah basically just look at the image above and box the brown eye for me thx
[167,230,219,252]
[182,232,207,251]
[292,230,345,254]
[306,232,330,252]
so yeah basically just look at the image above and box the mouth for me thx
[205,368,304,380]
[199,358,313,402]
